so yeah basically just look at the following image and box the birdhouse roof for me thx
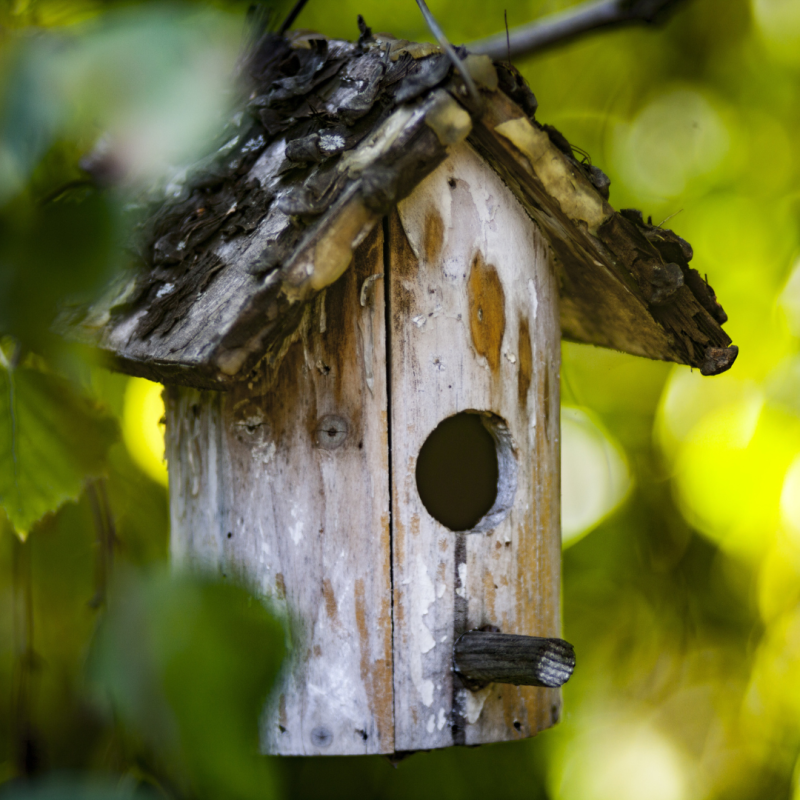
[63,26,737,389]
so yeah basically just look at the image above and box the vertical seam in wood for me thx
[382,214,396,754]
[451,534,467,746]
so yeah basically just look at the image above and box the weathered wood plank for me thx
[164,386,225,571]
[388,142,562,751]
[166,227,394,755]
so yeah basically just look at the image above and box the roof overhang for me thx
[62,29,736,388]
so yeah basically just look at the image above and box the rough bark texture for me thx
[63,26,736,388]
[467,93,736,371]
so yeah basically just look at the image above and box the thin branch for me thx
[414,0,481,107]
[278,0,310,35]
[467,0,690,62]
[87,478,117,610]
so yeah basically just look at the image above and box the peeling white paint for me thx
[527,277,539,321]
[426,715,436,734]
[289,505,303,544]
[464,685,493,724]
[253,439,276,465]
[456,563,467,598]
[419,622,436,654]
[418,555,436,616]
[412,315,427,328]
[437,708,447,730]
[241,134,266,155]
[156,282,175,298]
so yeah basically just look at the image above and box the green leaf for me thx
[0,359,118,536]
[89,569,285,800]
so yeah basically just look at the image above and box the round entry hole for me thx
[415,412,517,533]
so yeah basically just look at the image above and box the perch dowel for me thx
[453,631,575,689]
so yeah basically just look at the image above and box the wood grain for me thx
[166,227,394,755]
[388,141,562,751]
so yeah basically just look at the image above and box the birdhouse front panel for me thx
[164,141,561,756]
[388,143,561,751]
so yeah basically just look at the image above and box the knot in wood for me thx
[315,414,349,449]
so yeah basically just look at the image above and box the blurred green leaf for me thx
[0,359,118,536]
[88,569,285,800]
[0,775,158,800]
[0,189,119,350]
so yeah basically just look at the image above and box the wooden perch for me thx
[468,0,690,61]
[453,631,576,690]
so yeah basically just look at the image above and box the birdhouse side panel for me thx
[388,143,562,752]
[166,227,394,756]
[165,387,226,570]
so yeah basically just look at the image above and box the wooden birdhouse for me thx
[66,25,737,757]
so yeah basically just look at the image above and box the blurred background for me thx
[2,0,800,797]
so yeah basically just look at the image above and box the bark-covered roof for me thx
[64,22,737,388]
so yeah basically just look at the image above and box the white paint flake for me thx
[464,685,492,724]
[241,134,265,154]
[437,708,447,730]
[288,505,303,544]
[426,715,436,734]
[527,277,539,321]
[253,440,276,465]
[455,562,467,598]
[419,622,436,654]
[156,282,175,298]
[418,555,436,615]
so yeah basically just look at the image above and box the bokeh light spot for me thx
[613,89,729,200]
[674,402,800,561]
[553,723,689,800]
[752,0,800,64]
[123,377,167,486]
[561,407,630,547]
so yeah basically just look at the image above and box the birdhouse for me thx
[66,25,737,757]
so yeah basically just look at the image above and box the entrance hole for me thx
[415,411,517,533]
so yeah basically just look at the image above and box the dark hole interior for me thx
[415,412,499,531]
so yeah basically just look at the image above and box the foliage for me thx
[88,569,285,799]
[2,0,800,799]
[0,356,118,537]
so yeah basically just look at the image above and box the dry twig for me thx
[468,0,690,61]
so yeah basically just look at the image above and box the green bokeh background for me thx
[3,0,800,797]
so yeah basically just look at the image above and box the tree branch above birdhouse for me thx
[61,24,736,389]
